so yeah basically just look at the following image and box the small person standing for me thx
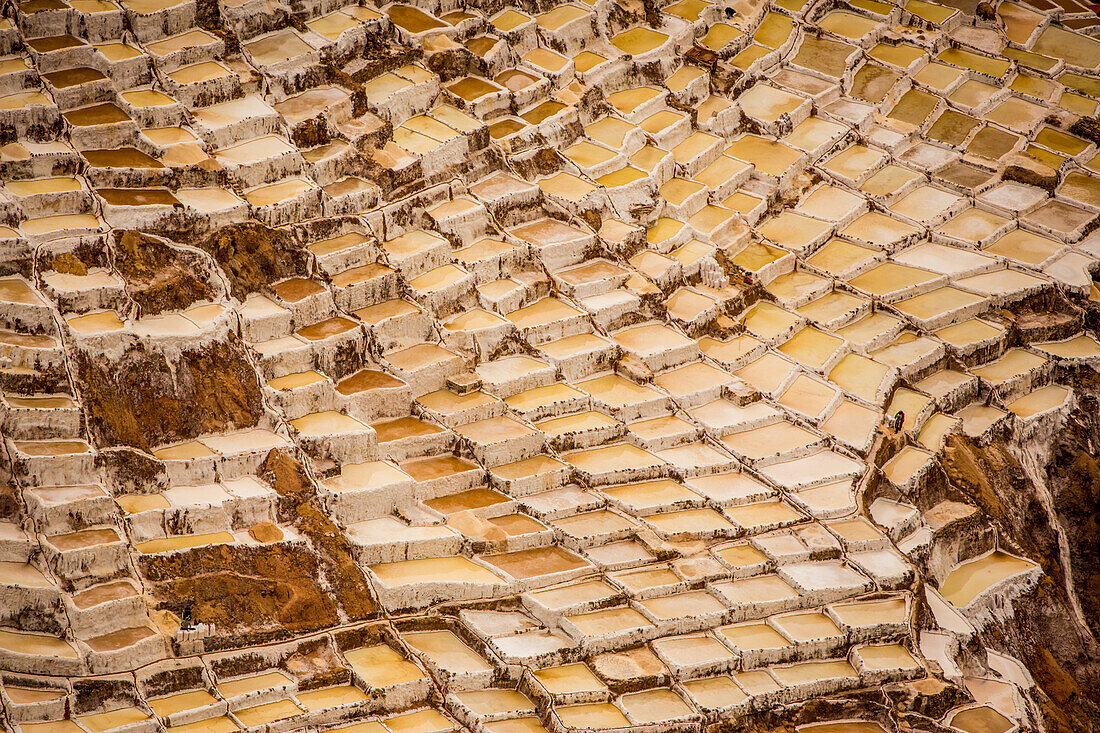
[181,602,194,631]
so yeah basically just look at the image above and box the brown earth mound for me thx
[1071,117,1100,145]
[199,222,309,300]
[1002,152,1059,195]
[76,336,263,450]
[113,231,214,315]
[134,452,376,645]
[140,542,340,635]
[249,522,283,543]
[46,252,89,276]
[259,450,379,622]
[942,431,1100,730]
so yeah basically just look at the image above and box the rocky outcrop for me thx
[139,542,341,644]
[135,452,379,648]
[198,223,310,300]
[75,336,264,450]
[259,450,378,622]
[941,412,1100,730]
[1049,397,1100,641]
[113,231,217,316]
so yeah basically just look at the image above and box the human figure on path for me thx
[181,602,194,631]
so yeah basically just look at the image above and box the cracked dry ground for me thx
[3,0,1100,731]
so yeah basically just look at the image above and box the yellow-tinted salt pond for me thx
[800,721,889,733]
[234,699,302,727]
[216,670,293,698]
[939,551,1037,607]
[555,704,629,729]
[771,659,858,686]
[244,178,316,207]
[779,327,843,369]
[829,597,907,629]
[6,686,66,704]
[295,686,367,711]
[403,630,493,675]
[777,374,838,417]
[971,349,1046,386]
[601,479,700,512]
[528,579,618,610]
[646,508,736,535]
[387,4,446,33]
[136,532,234,554]
[640,591,727,620]
[149,690,218,717]
[1006,384,1070,418]
[681,676,748,710]
[733,352,797,395]
[946,705,1014,733]
[0,628,78,657]
[483,546,589,579]
[619,689,694,723]
[386,709,456,733]
[611,27,668,55]
[1035,334,1100,359]
[732,669,782,697]
[370,557,505,587]
[0,561,52,587]
[19,721,84,733]
[806,240,878,276]
[533,663,607,695]
[740,301,799,340]
[771,611,842,642]
[719,622,790,652]
[726,135,801,177]
[454,689,535,718]
[566,606,654,636]
[714,543,769,570]
[722,423,819,461]
[166,716,239,733]
[537,411,617,439]
[343,643,426,688]
[714,574,799,606]
[77,708,150,732]
[849,263,938,299]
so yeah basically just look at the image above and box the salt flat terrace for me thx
[0,0,1097,731]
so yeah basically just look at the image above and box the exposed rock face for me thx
[97,446,169,494]
[135,453,376,646]
[259,450,378,622]
[75,336,264,450]
[139,542,341,641]
[0,484,20,521]
[941,400,1100,730]
[990,291,1086,345]
[1049,397,1100,641]
[348,29,422,81]
[1020,377,1100,731]
[113,231,216,316]
[198,223,309,300]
